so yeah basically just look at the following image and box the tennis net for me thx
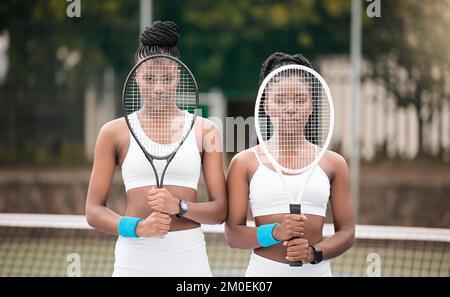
[0,213,448,277]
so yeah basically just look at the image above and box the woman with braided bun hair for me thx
[85,21,227,277]
[225,52,355,277]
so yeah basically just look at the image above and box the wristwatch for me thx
[176,199,189,218]
[310,245,323,264]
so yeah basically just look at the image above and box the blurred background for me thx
[0,0,448,277]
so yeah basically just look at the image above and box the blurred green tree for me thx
[364,0,450,156]
[156,0,351,99]
[0,0,139,164]
[0,0,353,165]
[11,1,449,162]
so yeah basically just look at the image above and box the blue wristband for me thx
[257,223,281,247]
[118,216,142,238]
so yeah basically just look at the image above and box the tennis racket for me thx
[254,64,334,266]
[122,54,199,224]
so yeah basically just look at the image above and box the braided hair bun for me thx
[136,20,181,60]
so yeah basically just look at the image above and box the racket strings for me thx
[123,56,197,157]
[258,67,332,171]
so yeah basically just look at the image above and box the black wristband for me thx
[310,245,323,264]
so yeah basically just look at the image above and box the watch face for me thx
[177,200,188,218]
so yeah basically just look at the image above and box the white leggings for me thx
[245,252,332,277]
[112,227,212,277]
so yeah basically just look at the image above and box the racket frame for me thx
[254,65,334,176]
[254,64,334,266]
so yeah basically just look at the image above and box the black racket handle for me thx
[289,204,303,267]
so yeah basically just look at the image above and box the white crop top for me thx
[249,148,330,217]
[121,115,201,192]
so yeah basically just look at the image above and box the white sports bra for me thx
[248,148,330,217]
[121,114,201,192]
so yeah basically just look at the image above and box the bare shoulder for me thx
[324,150,348,165]
[228,148,256,172]
[194,116,221,153]
[322,150,350,179]
[97,117,128,145]
[100,117,127,133]
[196,116,218,133]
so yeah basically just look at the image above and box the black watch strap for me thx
[310,245,323,264]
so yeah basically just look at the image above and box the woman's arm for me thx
[312,152,355,260]
[86,120,171,237]
[224,152,260,249]
[225,151,305,249]
[85,121,122,235]
[181,119,227,224]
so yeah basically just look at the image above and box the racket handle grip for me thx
[289,204,303,267]
[289,261,303,267]
[289,204,301,215]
